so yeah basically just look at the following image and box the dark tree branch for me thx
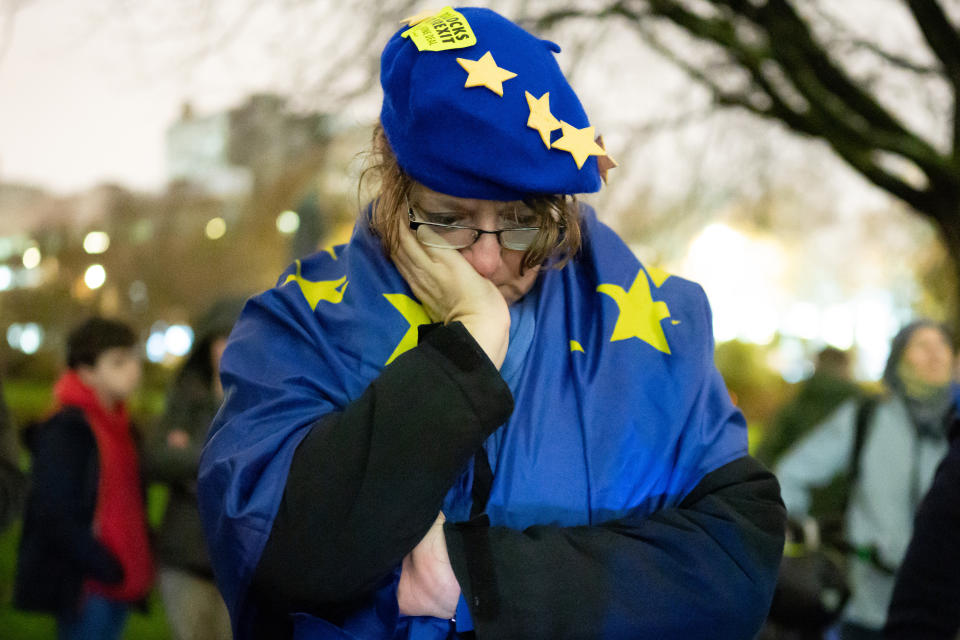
[537,0,960,327]
[829,142,933,213]
[902,1,960,160]
[904,0,960,88]
[846,37,941,75]
[621,0,954,206]
[754,1,948,171]
[810,3,942,76]
[626,106,719,136]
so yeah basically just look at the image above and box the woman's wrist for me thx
[457,312,509,370]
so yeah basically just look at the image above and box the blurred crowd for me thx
[1,302,242,640]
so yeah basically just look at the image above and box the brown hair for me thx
[359,123,582,271]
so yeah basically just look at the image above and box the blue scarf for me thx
[198,204,747,639]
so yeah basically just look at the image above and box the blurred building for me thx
[166,94,328,197]
[0,93,349,381]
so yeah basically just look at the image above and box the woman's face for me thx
[409,185,541,304]
[902,326,955,387]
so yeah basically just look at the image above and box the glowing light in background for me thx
[276,210,300,235]
[772,337,811,384]
[682,223,784,345]
[0,266,12,291]
[6,323,44,354]
[205,217,227,240]
[821,304,856,350]
[146,322,195,362]
[22,246,41,269]
[164,325,194,357]
[678,222,902,381]
[854,290,900,380]
[782,303,820,341]
[19,323,43,354]
[129,280,148,305]
[83,231,111,254]
[146,328,167,363]
[6,324,22,349]
[84,264,106,289]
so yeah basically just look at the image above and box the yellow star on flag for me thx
[645,265,672,288]
[456,51,517,97]
[570,340,585,353]
[384,293,432,364]
[400,8,441,26]
[552,121,607,170]
[283,261,347,311]
[597,269,672,354]
[525,91,561,148]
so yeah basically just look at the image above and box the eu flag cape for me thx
[198,204,747,638]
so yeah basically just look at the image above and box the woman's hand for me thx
[392,220,509,369]
[397,512,461,619]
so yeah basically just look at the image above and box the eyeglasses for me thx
[407,202,541,251]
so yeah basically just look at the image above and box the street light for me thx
[276,210,300,234]
[84,264,106,289]
[206,217,227,240]
[22,246,41,269]
[19,323,43,355]
[83,231,110,254]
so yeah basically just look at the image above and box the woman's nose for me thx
[460,232,502,279]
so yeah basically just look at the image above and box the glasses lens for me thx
[415,223,475,249]
[500,228,540,250]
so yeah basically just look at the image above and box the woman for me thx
[144,300,241,640]
[776,320,956,640]
[198,7,785,639]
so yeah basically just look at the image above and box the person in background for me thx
[13,317,154,640]
[884,415,960,639]
[0,374,26,533]
[198,7,785,639]
[758,347,860,467]
[759,346,861,550]
[776,320,955,640]
[144,299,242,640]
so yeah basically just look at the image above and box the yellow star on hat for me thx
[456,51,517,97]
[552,121,607,169]
[595,135,618,183]
[400,8,440,26]
[525,91,561,148]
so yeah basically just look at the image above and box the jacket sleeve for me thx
[775,399,858,518]
[141,388,204,485]
[250,321,514,616]
[884,431,960,639]
[30,411,124,584]
[443,454,785,640]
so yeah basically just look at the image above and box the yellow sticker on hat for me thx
[401,6,476,51]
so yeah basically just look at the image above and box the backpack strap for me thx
[840,395,898,575]
[845,395,878,511]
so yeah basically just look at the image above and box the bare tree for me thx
[535,0,960,321]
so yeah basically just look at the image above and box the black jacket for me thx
[885,421,960,639]
[142,369,219,577]
[14,407,124,614]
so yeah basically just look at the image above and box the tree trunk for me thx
[929,199,960,338]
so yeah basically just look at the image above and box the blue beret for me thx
[380,7,603,200]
